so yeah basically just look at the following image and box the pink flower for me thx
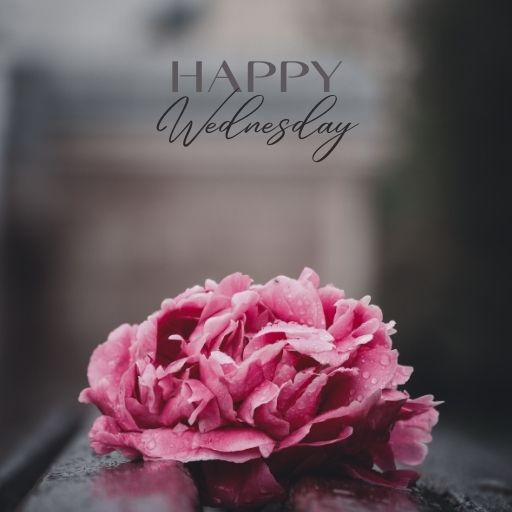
[79,268,440,508]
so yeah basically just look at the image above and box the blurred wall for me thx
[377,0,512,429]
[0,1,411,442]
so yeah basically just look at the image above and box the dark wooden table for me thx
[3,412,512,511]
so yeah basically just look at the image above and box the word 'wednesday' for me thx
[172,60,342,93]
[157,90,358,163]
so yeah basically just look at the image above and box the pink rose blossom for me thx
[79,268,439,508]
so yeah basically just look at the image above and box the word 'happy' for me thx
[171,60,342,92]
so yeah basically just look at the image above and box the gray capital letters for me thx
[311,61,342,92]
[280,61,309,92]
[208,61,241,92]
[248,61,276,92]
[172,61,203,92]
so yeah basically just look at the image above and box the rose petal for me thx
[285,374,328,430]
[260,274,326,328]
[229,341,285,402]
[79,324,137,414]
[347,348,399,402]
[298,267,321,288]
[199,356,236,422]
[318,285,345,328]
[390,396,440,465]
[239,381,280,425]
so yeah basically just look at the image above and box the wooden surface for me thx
[13,420,512,512]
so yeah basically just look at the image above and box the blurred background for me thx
[0,0,511,461]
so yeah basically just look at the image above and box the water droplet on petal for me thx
[370,377,377,384]
[380,355,390,366]
[356,394,363,402]
[362,371,370,379]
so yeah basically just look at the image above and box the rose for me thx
[79,268,439,508]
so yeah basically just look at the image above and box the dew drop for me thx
[362,371,370,379]
[333,488,354,497]
[371,377,377,384]
[356,394,363,402]
[380,355,390,366]
[145,438,156,451]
